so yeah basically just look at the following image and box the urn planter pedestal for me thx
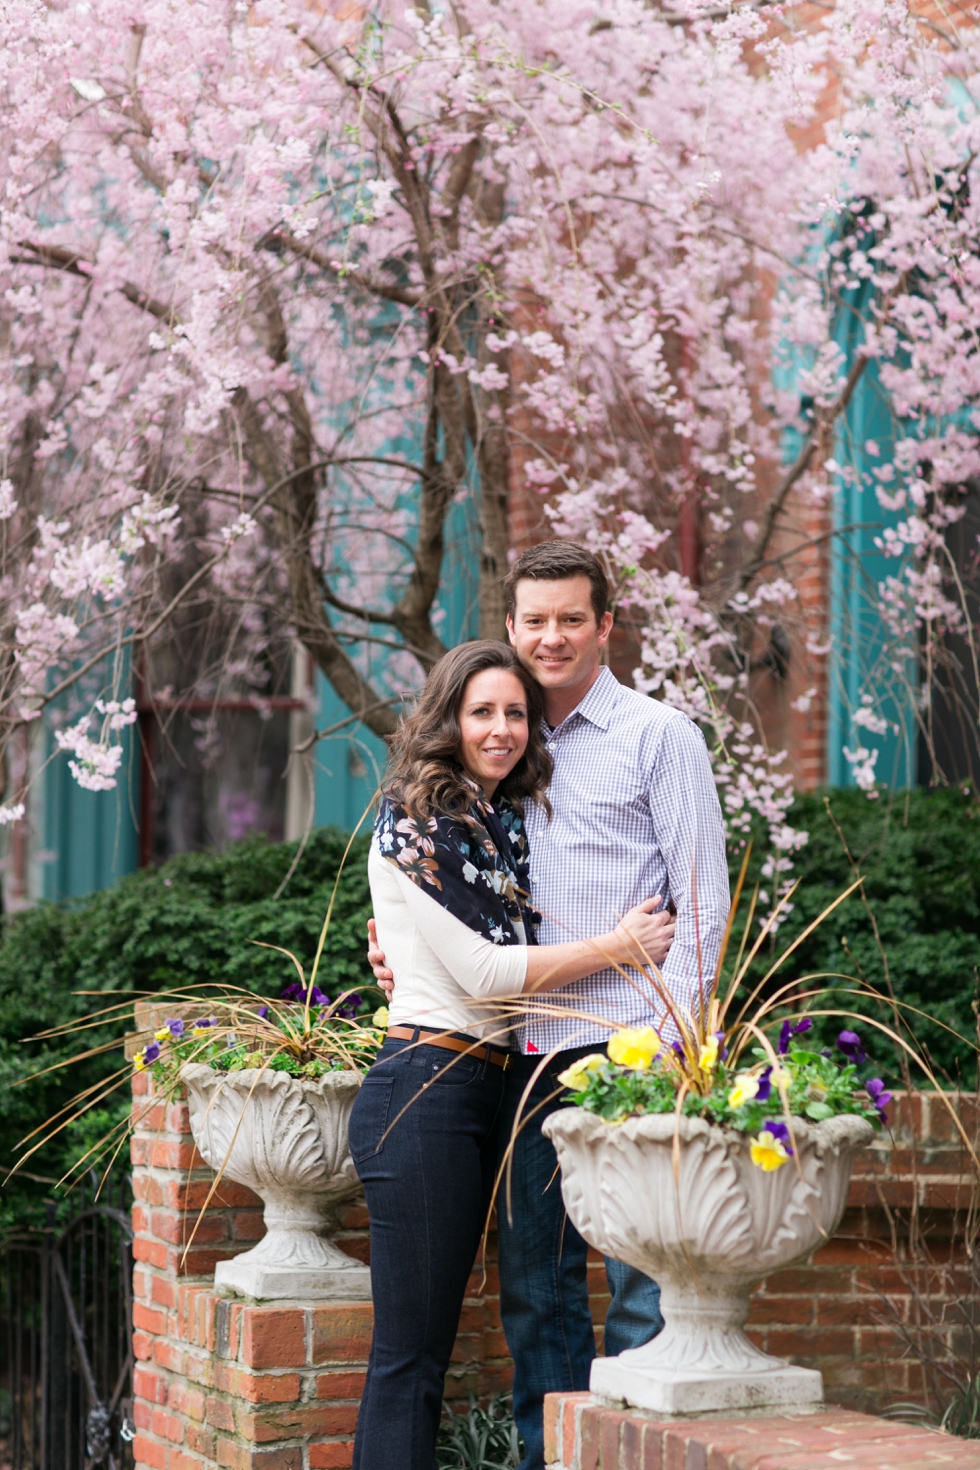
[182,1063,370,1301]
[543,1109,875,1417]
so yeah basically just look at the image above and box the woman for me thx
[349,640,673,1470]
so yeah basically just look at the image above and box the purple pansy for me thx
[778,1017,812,1055]
[281,982,329,1006]
[257,1006,269,1020]
[836,1030,867,1065]
[865,1078,892,1118]
[164,1017,184,1037]
[192,1017,215,1030]
[755,1066,773,1102]
[143,1041,161,1065]
[334,993,363,1020]
[762,1119,794,1155]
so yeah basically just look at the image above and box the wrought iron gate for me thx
[1,1172,135,1470]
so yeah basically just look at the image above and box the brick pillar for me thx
[128,1071,532,1469]
[130,1070,372,1470]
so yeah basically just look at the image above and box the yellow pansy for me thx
[727,1073,761,1110]
[698,1034,720,1072]
[769,1063,792,1090]
[557,1054,606,1090]
[607,1027,661,1072]
[373,1006,390,1030]
[133,1053,146,1072]
[750,1129,791,1172]
[154,1027,171,1042]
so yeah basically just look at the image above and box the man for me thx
[369,540,730,1470]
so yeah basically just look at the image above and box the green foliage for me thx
[0,828,376,1234]
[563,1043,882,1138]
[729,787,980,1083]
[436,1394,521,1469]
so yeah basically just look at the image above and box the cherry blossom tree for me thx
[1,0,978,888]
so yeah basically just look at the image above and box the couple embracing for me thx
[349,541,731,1470]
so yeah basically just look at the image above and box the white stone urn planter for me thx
[543,1108,875,1416]
[182,1062,371,1301]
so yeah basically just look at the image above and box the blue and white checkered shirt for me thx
[518,666,730,1056]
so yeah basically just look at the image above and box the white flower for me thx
[0,480,17,520]
[0,803,25,825]
[365,179,396,216]
[70,77,106,101]
[220,513,257,544]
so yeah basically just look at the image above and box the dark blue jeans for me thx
[349,1034,506,1470]
[496,1048,664,1470]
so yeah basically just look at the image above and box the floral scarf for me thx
[375,791,540,946]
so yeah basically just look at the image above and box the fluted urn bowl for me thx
[182,1062,370,1301]
[543,1108,874,1416]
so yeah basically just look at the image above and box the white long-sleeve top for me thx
[368,844,529,1039]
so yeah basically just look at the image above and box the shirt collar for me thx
[550,665,619,736]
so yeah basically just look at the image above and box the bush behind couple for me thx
[350,540,730,1470]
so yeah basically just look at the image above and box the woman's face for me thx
[457,668,530,798]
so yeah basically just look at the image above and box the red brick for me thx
[151,1275,178,1309]
[133,1236,170,1269]
[766,1328,856,1358]
[561,1394,591,1467]
[133,1330,153,1361]
[133,1433,167,1469]
[216,1441,250,1470]
[310,1304,374,1364]
[134,1174,165,1205]
[315,1371,366,1400]
[227,1368,303,1404]
[169,1452,206,1470]
[240,1402,359,1442]
[166,1177,261,1210]
[747,1296,815,1326]
[233,1210,268,1241]
[578,1405,600,1470]
[186,1424,217,1458]
[177,1246,242,1276]
[151,1209,229,1246]
[133,1302,168,1335]
[148,1139,201,1170]
[308,1446,355,1470]
[245,1452,304,1470]
[133,1367,168,1404]
[206,1394,236,1431]
[243,1308,308,1370]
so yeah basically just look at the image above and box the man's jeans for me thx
[349,1034,507,1470]
[497,1048,664,1470]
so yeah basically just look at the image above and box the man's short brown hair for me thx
[503,541,611,626]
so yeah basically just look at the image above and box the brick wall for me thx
[130,1079,975,1469]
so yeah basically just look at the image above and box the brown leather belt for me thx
[387,1025,512,1070]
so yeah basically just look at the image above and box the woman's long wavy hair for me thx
[385,641,552,821]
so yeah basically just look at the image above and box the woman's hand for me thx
[610,896,675,968]
[367,919,395,1001]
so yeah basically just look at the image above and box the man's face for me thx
[506,575,613,693]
